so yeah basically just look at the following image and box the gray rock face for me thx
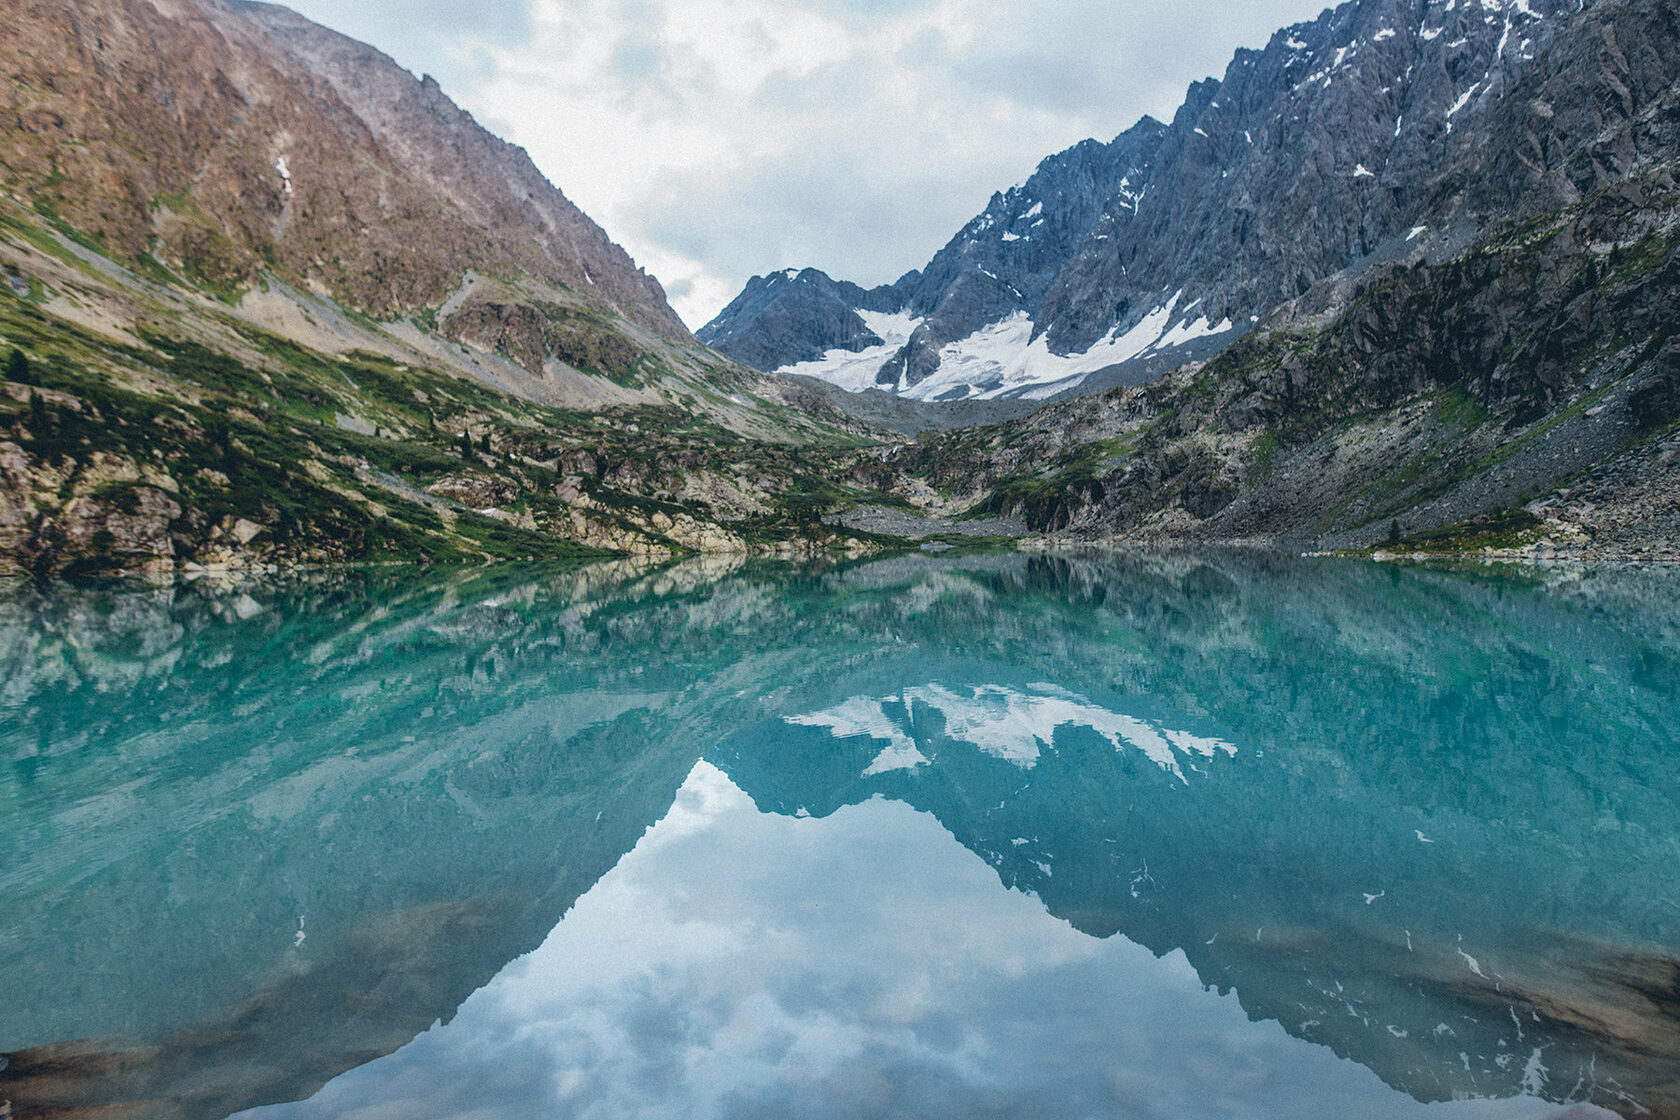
[1037,0,1585,355]
[703,0,1592,398]
[880,120,1171,387]
[697,268,916,370]
[1443,0,1680,226]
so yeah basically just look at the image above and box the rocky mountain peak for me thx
[1,0,687,338]
[697,267,918,372]
[1036,0,1582,357]
[703,0,1590,404]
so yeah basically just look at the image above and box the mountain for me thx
[703,0,1585,404]
[0,0,905,577]
[881,0,1680,556]
[2,0,680,337]
[697,267,919,372]
[4,0,1676,571]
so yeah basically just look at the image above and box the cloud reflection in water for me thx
[239,761,1605,1120]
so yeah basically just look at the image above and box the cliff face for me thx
[1035,0,1586,356]
[875,121,1172,389]
[0,0,684,337]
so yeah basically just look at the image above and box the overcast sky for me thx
[279,0,1333,329]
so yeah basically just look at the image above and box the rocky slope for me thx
[0,0,913,577]
[705,0,1589,404]
[1,0,680,336]
[886,0,1680,559]
[1035,0,1585,356]
[0,218,904,577]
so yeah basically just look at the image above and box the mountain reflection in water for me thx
[2,552,1676,1119]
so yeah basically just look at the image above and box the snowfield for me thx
[774,294,1237,402]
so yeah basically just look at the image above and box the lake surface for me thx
[2,552,1677,1120]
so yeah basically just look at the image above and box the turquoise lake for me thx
[2,552,1677,1119]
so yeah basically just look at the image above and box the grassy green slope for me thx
[0,202,902,577]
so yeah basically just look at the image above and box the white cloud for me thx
[278,0,1333,328]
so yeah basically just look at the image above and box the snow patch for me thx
[1373,26,1397,41]
[775,310,923,392]
[892,293,1238,403]
[786,290,1240,403]
[1354,163,1375,178]
[1153,314,1235,351]
[1446,82,1482,134]
[785,696,914,757]
[862,741,931,777]
[1164,729,1238,759]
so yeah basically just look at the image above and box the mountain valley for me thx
[0,0,912,577]
[6,4,1680,1115]
[2,0,1678,574]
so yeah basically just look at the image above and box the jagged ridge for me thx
[890,0,1680,557]
[704,0,1588,404]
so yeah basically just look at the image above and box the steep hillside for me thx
[1035,0,1583,356]
[0,0,908,577]
[1,0,680,336]
[705,0,1588,404]
[888,0,1680,559]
